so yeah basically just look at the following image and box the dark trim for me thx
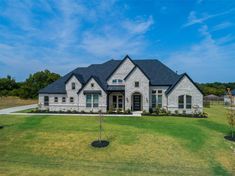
[38,92,66,94]
[165,73,204,95]
[106,55,136,81]
[83,90,102,95]
[124,65,150,81]
[77,76,106,95]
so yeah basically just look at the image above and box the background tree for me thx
[19,70,60,99]
[0,75,18,97]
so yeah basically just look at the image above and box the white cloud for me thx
[122,16,154,34]
[212,21,234,31]
[183,9,235,27]
[166,25,235,82]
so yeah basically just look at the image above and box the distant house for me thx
[224,89,235,105]
[204,94,222,101]
[38,55,203,113]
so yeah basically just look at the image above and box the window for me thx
[118,96,123,109]
[70,97,74,103]
[62,97,66,103]
[71,82,75,90]
[152,95,156,108]
[86,94,99,108]
[157,94,162,108]
[186,95,192,109]
[112,95,117,108]
[93,94,99,107]
[44,96,49,106]
[158,90,162,94]
[178,95,184,109]
[86,94,92,107]
[91,83,94,88]
[135,81,139,87]
[118,79,123,83]
[152,90,156,94]
[112,79,117,83]
[54,97,58,103]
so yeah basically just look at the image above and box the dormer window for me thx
[112,79,123,84]
[71,82,75,90]
[118,79,123,83]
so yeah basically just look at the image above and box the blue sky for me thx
[0,0,235,83]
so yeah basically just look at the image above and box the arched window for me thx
[71,82,75,90]
[178,95,184,109]
[186,95,192,109]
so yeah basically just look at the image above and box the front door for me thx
[133,95,141,111]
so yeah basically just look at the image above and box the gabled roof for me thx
[39,56,182,94]
[77,76,106,95]
[106,55,135,81]
[165,73,203,95]
[124,65,150,81]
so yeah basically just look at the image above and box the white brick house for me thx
[38,55,203,113]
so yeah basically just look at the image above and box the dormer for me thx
[65,74,82,93]
[107,55,135,85]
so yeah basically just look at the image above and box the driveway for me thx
[0,104,37,114]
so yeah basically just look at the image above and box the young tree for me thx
[226,88,235,139]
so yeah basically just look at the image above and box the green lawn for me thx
[0,105,234,176]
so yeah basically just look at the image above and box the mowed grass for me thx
[0,96,37,109]
[0,105,234,176]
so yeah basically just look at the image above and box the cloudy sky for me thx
[0,0,235,82]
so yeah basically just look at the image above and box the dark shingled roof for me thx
[39,56,183,94]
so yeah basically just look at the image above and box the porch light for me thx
[146,98,148,103]
[126,97,129,102]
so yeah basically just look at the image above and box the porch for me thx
[107,85,143,112]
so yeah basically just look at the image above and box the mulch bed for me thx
[224,135,235,142]
[91,140,109,148]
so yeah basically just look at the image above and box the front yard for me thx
[0,105,234,175]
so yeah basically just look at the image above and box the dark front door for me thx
[133,95,141,111]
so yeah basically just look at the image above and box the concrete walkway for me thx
[0,104,142,116]
[0,104,37,114]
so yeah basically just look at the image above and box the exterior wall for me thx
[224,96,235,105]
[107,58,135,85]
[125,67,149,112]
[167,76,203,114]
[78,78,107,112]
[39,93,79,111]
[65,75,82,105]
[149,86,169,109]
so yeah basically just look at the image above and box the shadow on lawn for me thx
[17,116,48,130]
[197,120,228,134]
[105,117,206,151]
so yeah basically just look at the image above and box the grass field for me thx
[0,96,37,110]
[0,105,234,176]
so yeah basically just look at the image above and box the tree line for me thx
[0,70,234,99]
[197,82,235,96]
[0,70,60,99]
